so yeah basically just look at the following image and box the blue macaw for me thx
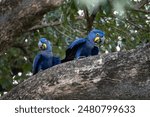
[32,38,60,75]
[61,29,105,62]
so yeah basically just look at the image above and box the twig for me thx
[133,0,149,9]
[28,21,61,31]
[28,16,85,32]
[131,0,150,14]
[132,9,150,14]
[124,19,149,32]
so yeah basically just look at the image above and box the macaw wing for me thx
[61,38,86,63]
[68,38,86,49]
[91,46,99,56]
[32,54,42,75]
[52,56,61,66]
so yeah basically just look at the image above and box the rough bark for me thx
[0,0,64,54]
[1,43,150,100]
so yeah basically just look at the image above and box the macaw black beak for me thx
[38,41,47,50]
[94,37,100,43]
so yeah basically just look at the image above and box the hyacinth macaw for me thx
[32,38,60,75]
[61,29,105,62]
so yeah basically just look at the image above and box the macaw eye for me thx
[96,33,99,36]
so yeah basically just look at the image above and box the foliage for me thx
[0,0,149,95]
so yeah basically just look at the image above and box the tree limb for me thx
[28,21,62,31]
[131,9,150,14]
[124,19,149,32]
[28,16,85,32]
[0,0,64,54]
[1,43,150,100]
[133,0,149,9]
[131,0,150,14]
[84,9,96,32]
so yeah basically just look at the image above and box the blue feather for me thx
[32,38,60,75]
[32,54,42,75]
[91,46,99,56]
[52,56,61,66]
[62,29,105,62]
[68,38,86,49]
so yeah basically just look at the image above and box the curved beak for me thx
[38,41,47,50]
[94,37,100,43]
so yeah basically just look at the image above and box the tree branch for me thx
[132,9,150,14]
[1,43,150,100]
[84,9,96,32]
[133,0,149,9]
[131,0,150,14]
[29,15,85,32]
[124,19,149,32]
[0,0,64,54]
[28,21,62,31]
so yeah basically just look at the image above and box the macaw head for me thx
[87,29,105,45]
[38,38,52,51]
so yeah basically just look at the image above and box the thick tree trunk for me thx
[1,44,150,100]
[0,0,64,54]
